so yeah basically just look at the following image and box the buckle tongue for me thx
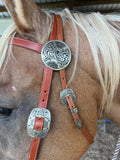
[27,108,51,139]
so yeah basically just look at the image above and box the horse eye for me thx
[0,107,12,118]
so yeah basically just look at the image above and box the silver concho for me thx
[27,108,51,139]
[41,40,71,70]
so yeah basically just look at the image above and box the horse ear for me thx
[2,0,41,33]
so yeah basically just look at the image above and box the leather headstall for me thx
[10,15,93,160]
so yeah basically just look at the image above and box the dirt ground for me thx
[80,120,120,160]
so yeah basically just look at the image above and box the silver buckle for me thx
[27,108,51,139]
[60,88,76,106]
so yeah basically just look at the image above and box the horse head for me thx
[0,0,120,160]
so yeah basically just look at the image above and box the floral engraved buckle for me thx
[27,108,51,139]
[60,88,76,106]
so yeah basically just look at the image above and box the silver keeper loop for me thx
[75,119,83,130]
[71,108,83,130]
[60,88,76,106]
[27,108,51,139]
[71,108,78,114]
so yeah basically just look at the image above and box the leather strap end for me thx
[81,125,94,144]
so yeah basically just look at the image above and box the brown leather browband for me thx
[10,15,93,160]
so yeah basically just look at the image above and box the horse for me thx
[0,0,120,160]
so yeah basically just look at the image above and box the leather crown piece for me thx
[10,15,93,160]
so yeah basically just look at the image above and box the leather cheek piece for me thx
[56,15,94,145]
[28,15,57,160]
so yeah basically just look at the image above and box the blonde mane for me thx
[0,9,120,114]
[60,9,120,114]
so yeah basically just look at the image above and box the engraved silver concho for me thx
[41,40,71,70]
[27,108,51,139]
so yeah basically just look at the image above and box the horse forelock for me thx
[1,9,120,115]
[0,23,17,71]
